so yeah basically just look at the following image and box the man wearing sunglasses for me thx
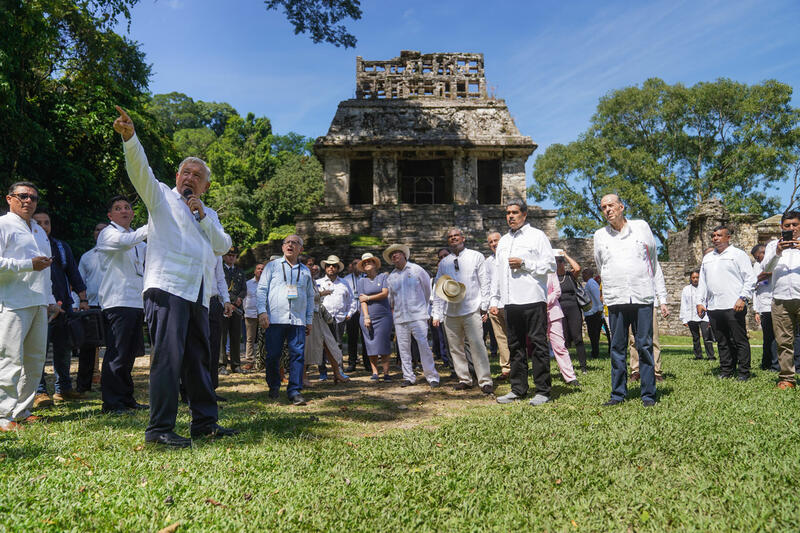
[114,106,235,447]
[1,182,60,431]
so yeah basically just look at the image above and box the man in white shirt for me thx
[317,255,356,380]
[242,263,265,371]
[433,228,493,395]
[114,106,235,447]
[96,195,148,414]
[593,194,658,407]
[761,210,800,389]
[0,182,58,431]
[485,231,511,381]
[751,244,777,371]
[680,269,716,361]
[385,244,440,388]
[76,221,108,393]
[491,200,556,406]
[696,225,757,381]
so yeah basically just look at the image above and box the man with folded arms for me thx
[257,235,315,405]
[696,225,757,381]
[0,182,59,431]
[95,195,148,415]
[761,211,800,389]
[433,228,493,395]
[594,194,659,407]
[114,106,236,447]
[492,200,556,406]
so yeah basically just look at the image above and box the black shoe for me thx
[216,394,228,402]
[603,399,624,406]
[453,382,473,391]
[566,379,580,387]
[268,390,280,400]
[717,374,733,380]
[429,381,440,389]
[694,356,704,360]
[401,380,415,388]
[232,367,249,374]
[191,424,239,439]
[480,384,494,395]
[381,374,392,382]
[642,399,656,407]
[290,394,307,406]
[737,375,751,382]
[131,402,149,410]
[101,405,133,415]
[145,432,192,448]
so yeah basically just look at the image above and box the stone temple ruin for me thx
[294,50,558,268]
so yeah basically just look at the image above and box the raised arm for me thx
[96,225,147,252]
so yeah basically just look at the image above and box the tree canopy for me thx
[265,0,362,48]
[529,78,800,244]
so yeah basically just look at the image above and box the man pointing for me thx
[113,106,236,447]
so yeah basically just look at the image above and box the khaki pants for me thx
[0,305,47,423]
[444,311,493,388]
[772,298,800,383]
[489,308,511,374]
[629,307,662,377]
[244,317,258,365]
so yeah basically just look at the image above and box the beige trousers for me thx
[444,311,493,388]
[244,317,258,364]
[628,307,662,377]
[772,298,800,383]
[0,305,47,423]
[489,308,511,374]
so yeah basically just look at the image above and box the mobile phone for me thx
[782,229,794,243]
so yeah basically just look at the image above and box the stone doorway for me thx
[398,159,453,204]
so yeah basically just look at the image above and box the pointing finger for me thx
[115,105,130,121]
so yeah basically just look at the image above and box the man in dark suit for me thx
[220,247,247,374]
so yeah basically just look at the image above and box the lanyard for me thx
[282,261,299,284]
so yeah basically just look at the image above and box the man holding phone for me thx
[761,210,800,389]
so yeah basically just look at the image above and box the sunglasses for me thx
[454,258,459,271]
[10,192,38,203]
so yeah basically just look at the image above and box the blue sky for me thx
[121,0,800,206]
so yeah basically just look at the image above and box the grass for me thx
[2,340,799,532]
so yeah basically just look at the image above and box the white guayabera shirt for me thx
[695,245,756,311]
[490,223,556,308]
[593,219,657,307]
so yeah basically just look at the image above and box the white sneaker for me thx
[529,394,550,406]
[496,391,522,404]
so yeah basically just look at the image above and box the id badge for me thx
[286,284,299,300]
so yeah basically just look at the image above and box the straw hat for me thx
[320,254,344,272]
[383,243,411,264]
[434,275,466,304]
[269,255,281,262]
[357,252,381,272]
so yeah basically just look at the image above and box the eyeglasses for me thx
[283,240,301,246]
[454,258,459,272]
[10,193,38,203]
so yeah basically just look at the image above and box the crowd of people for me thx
[2,106,799,446]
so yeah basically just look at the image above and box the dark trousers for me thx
[708,308,751,378]
[208,296,223,389]
[609,304,655,403]
[345,311,367,369]
[143,288,218,438]
[101,307,144,410]
[505,302,550,398]
[38,313,73,394]
[483,319,498,357]
[76,305,103,392]
[562,302,587,371]
[759,312,778,370]
[584,311,607,358]
[688,320,716,360]
[431,320,453,368]
[264,324,305,398]
[220,312,242,371]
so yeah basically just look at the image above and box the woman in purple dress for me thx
[357,253,393,381]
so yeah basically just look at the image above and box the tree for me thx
[256,152,323,233]
[265,0,362,48]
[530,78,800,244]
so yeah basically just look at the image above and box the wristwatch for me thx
[739,296,750,305]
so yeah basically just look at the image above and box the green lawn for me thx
[2,342,798,532]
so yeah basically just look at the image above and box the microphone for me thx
[182,188,201,221]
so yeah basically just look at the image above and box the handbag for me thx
[319,304,335,325]
[572,274,593,312]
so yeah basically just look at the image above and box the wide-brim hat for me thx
[357,252,381,272]
[383,243,411,264]
[320,254,344,272]
[434,275,466,304]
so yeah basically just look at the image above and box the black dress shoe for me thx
[480,384,494,395]
[191,424,239,439]
[453,382,473,391]
[603,399,624,406]
[290,394,307,406]
[145,432,192,448]
[642,399,656,407]
[131,402,149,410]
[268,390,280,400]
[101,406,133,415]
[737,375,751,382]
[400,380,415,388]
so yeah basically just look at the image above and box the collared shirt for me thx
[696,245,756,310]
[316,276,356,322]
[490,223,556,307]
[244,277,259,318]
[583,278,604,316]
[752,261,773,313]
[763,239,800,301]
[593,219,657,306]
[680,284,708,323]
[433,247,489,319]
[387,261,431,324]
[484,254,504,310]
[342,271,362,297]
[256,257,315,326]
[96,222,147,310]
[210,256,230,304]
[123,134,232,308]
[0,213,54,309]
[78,247,104,307]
